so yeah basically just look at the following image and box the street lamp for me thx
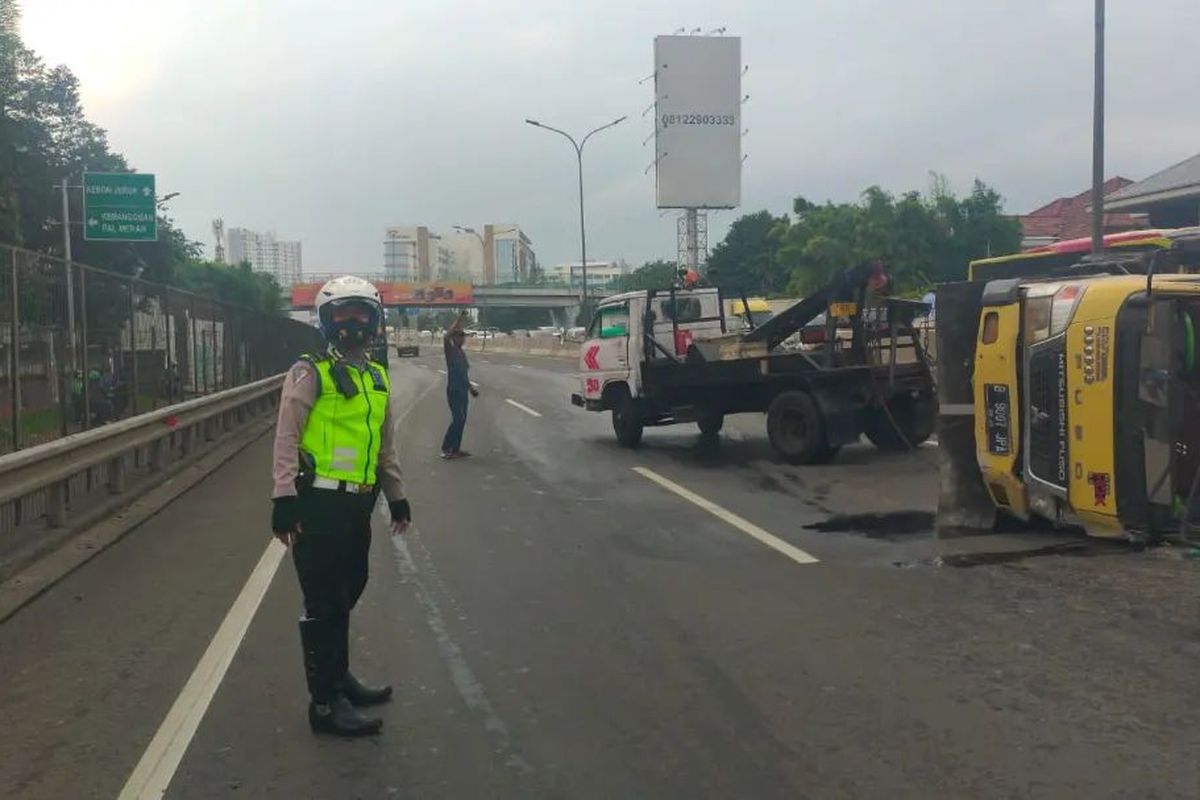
[525,115,626,325]
[156,191,181,209]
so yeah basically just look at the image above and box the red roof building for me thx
[1018,177,1147,250]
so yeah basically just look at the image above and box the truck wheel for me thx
[767,391,827,464]
[865,392,936,451]
[698,412,724,437]
[611,389,644,448]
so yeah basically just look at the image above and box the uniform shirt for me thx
[443,335,471,393]
[272,359,406,500]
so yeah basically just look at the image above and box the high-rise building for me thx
[485,224,536,284]
[383,224,537,284]
[225,228,302,286]
[546,260,627,289]
[383,226,427,282]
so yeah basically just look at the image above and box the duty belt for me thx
[311,476,375,494]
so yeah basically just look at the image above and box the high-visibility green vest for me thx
[299,355,390,485]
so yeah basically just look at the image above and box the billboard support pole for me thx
[677,209,707,274]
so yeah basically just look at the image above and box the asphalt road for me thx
[1,351,1198,799]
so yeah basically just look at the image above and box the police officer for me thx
[270,276,411,737]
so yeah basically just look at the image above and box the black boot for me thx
[299,617,382,736]
[333,613,393,707]
[341,671,393,707]
[308,695,382,737]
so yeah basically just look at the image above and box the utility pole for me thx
[61,176,77,372]
[1091,0,1105,254]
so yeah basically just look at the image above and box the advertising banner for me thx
[292,281,474,308]
[654,35,742,209]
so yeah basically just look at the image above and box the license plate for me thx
[984,383,1011,455]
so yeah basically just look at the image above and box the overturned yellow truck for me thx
[936,228,1200,541]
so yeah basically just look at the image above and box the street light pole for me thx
[525,115,626,326]
[1091,0,1105,254]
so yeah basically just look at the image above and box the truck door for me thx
[581,300,633,402]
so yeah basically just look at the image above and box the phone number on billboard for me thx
[660,113,736,127]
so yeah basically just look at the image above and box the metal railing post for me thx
[46,480,67,527]
[190,297,200,397]
[79,264,91,430]
[128,280,139,416]
[9,248,21,451]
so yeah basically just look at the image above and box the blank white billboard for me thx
[654,35,742,209]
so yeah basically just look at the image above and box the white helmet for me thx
[315,276,384,345]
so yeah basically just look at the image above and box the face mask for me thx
[334,320,373,346]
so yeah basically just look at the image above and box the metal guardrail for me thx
[0,375,283,532]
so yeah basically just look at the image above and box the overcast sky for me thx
[19,0,1200,273]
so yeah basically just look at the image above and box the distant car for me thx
[396,342,420,357]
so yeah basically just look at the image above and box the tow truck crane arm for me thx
[740,261,885,351]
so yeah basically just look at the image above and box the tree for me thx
[0,6,287,313]
[774,177,1021,296]
[615,259,679,292]
[705,211,790,295]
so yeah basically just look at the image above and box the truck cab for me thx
[574,287,725,415]
[942,228,1200,540]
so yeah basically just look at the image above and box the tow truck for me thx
[935,227,1200,540]
[570,262,937,463]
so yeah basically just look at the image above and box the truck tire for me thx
[766,391,827,464]
[864,392,936,451]
[611,388,644,448]
[698,411,724,437]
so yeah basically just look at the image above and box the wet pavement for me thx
[1,352,1198,799]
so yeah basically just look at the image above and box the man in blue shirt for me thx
[441,311,479,458]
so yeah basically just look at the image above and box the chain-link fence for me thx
[0,243,321,455]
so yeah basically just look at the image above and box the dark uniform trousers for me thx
[293,487,377,703]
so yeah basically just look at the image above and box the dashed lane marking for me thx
[632,467,819,565]
[504,398,543,418]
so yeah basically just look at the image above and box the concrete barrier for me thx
[463,338,579,361]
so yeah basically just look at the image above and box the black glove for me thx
[389,499,412,524]
[272,496,299,534]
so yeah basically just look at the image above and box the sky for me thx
[18,0,1200,274]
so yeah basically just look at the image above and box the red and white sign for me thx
[583,345,600,370]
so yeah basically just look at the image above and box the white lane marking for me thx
[437,369,447,375]
[504,398,542,418]
[632,467,819,565]
[513,364,525,369]
[118,541,287,799]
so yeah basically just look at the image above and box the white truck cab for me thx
[574,287,724,410]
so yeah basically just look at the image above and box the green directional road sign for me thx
[83,172,157,242]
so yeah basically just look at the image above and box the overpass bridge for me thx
[286,279,612,311]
